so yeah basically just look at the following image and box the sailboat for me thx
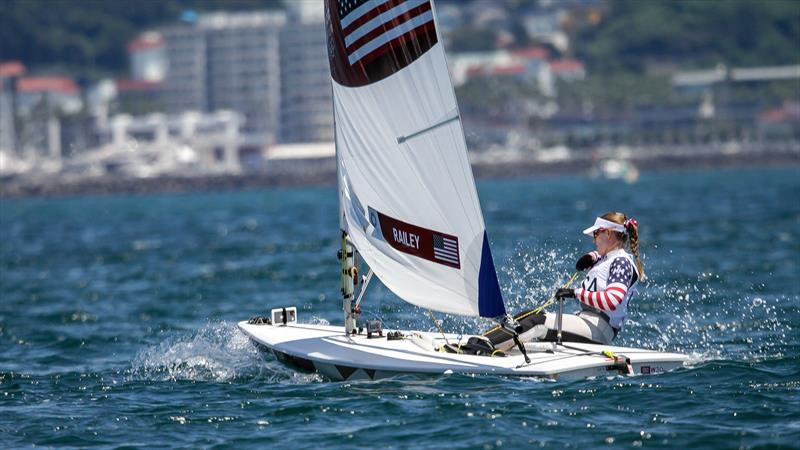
[238,0,686,381]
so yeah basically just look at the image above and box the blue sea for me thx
[1,167,798,449]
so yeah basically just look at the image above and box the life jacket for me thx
[579,248,639,330]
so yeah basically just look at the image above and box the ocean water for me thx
[1,167,798,449]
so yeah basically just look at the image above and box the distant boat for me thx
[591,158,640,184]
[239,0,684,381]
[0,150,32,178]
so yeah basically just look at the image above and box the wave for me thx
[127,321,322,383]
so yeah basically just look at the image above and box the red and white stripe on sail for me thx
[340,0,434,66]
[575,283,628,311]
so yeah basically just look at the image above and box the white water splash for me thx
[128,321,322,383]
[501,243,576,313]
[308,316,330,326]
[622,270,795,365]
[129,321,257,382]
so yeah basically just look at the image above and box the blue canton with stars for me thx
[608,257,634,286]
[338,0,370,19]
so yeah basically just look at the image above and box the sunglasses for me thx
[592,229,607,238]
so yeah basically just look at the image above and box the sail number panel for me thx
[369,207,460,269]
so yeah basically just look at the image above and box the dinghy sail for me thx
[326,0,506,319]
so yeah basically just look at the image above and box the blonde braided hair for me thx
[601,212,646,280]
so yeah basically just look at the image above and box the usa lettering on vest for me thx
[392,228,420,249]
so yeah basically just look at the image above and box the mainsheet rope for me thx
[482,271,581,337]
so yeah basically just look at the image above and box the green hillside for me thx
[574,0,799,73]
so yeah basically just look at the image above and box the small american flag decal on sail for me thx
[432,233,459,266]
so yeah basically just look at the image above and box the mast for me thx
[332,52,357,334]
[340,233,357,334]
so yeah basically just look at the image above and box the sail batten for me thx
[397,109,459,143]
[326,0,505,318]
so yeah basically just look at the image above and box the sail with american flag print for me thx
[327,0,438,87]
[327,0,506,318]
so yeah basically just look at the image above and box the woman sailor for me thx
[549,212,645,345]
[486,212,644,348]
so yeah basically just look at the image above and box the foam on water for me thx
[128,321,322,383]
[501,242,575,312]
[636,273,795,364]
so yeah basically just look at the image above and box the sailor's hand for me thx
[498,314,523,333]
[555,288,576,299]
[575,251,600,271]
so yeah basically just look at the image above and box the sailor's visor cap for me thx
[582,217,627,236]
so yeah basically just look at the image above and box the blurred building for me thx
[279,14,332,143]
[520,10,569,53]
[433,3,464,46]
[148,6,333,146]
[114,79,162,116]
[128,32,167,82]
[206,13,284,141]
[158,11,286,143]
[449,47,559,97]
[15,75,82,161]
[159,24,208,113]
[0,61,25,153]
[550,58,586,81]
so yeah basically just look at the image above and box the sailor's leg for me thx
[482,308,615,350]
[484,308,548,350]
[541,312,614,345]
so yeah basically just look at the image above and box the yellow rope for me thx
[427,309,450,346]
[482,271,581,337]
[530,271,581,315]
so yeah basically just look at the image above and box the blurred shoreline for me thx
[1,146,797,199]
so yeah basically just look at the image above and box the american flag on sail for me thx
[432,233,459,266]
[338,0,434,66]
[327,0,438,86]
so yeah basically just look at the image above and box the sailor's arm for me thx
[574,283,628,311]
[575,251,601,270]
[559,257,634,311]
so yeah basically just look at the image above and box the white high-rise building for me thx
[279,14,333,143]
[160,24,209,113]
[160,11,286,143]
[156,6,334,145]
[205,13,284,140]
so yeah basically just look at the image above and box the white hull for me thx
[239,321,687,381]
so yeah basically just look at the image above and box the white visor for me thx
[582,217,626,236]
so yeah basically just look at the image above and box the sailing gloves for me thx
[499,314,524,333]
[555,288,576,299]
[575,251,601,271]
[555,251,598,300]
